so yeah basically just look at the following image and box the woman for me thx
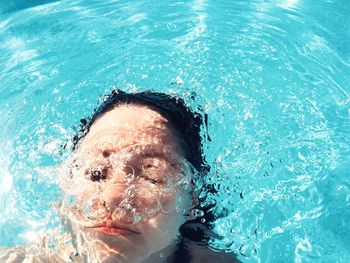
[1,90,239,263]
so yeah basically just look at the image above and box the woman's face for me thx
[62,105,194,263]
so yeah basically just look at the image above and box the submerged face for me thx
[62,105,195,262]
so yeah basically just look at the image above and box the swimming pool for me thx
[0,0,349,262]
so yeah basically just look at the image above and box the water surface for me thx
[0,0,349,262]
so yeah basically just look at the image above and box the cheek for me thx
[135,184,160,207]
[141,210,187,247]
[62,179,98,214]
[136,183,191,214]
[157,189,179,213]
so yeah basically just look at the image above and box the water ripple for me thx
[0,0,349,262]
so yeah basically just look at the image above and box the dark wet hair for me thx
[72,89,216,245]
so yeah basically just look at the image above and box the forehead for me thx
[78,104,184,154]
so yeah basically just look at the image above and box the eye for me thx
[140,175,159,184]
[141,158,162,173]
[139,158,167,184]
[89,168,108,182]
[142,163,158,170]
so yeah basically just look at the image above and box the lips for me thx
[87,223,140,237]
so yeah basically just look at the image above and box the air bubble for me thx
[191,208,204,217]
[132,213,143,223]
[239,243,257,258]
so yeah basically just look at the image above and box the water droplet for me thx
[166,22,178,31]
[239,243,257,258]
[132,213,143,223]
[159,253,164,258]
[64,195,78,209]
[27,244,40,256]
[47,236,58,251]
[254,228,262,238]
[174,75,184,85]
[201,218,206,223]
[48,69,59,77]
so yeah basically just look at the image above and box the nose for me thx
[99,182,129,212]
[100,182,141,223]
[98,165,135,205]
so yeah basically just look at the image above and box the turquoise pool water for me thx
[0,0,349,262]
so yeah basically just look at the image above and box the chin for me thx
[74,227,149,263]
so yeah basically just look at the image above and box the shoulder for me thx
[187,242,241,263]
[0,247,26,263]
[142,240,240,263]
[0,229,81,263]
